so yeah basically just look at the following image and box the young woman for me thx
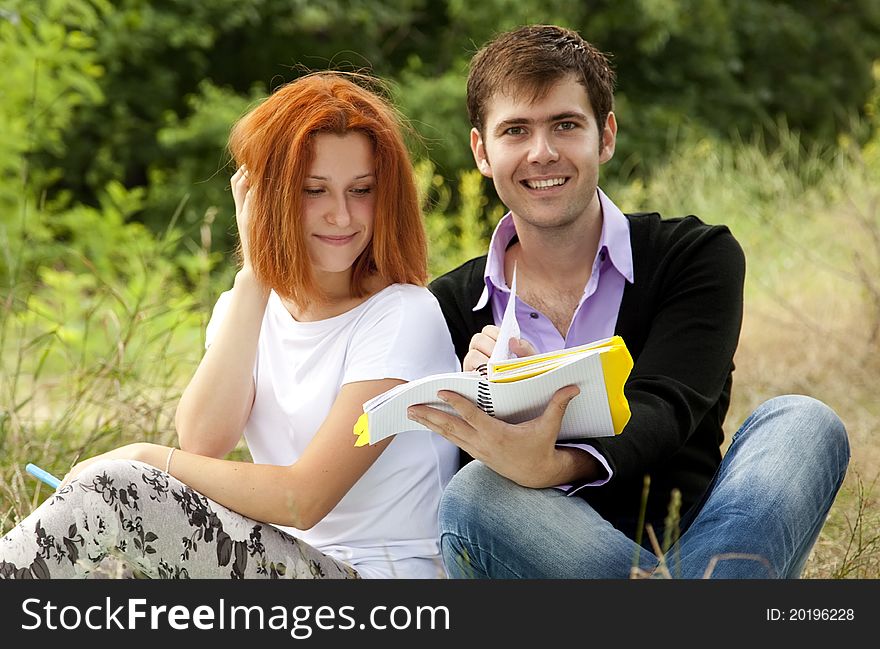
[0,73,460,579]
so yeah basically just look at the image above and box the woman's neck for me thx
[282,272,389,322]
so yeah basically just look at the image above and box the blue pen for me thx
[26,463,62,489]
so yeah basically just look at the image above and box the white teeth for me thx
[526,178,566,189]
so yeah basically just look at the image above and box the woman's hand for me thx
[175,167,267,457]
[231,166,255,271]
[58,443,166,490]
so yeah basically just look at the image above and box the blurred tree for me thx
[17,0,434,233]
[2,0,879,259]
[0,0,104,284]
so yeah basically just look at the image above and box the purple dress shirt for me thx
[473,188,635,492]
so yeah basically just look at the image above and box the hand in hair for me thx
[231,166,254,271]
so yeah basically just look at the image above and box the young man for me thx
[408,25,850,578]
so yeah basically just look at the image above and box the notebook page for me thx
[488,352,614,439]
[364,374,482,444]
[489,346,608,383]
[362,371,475,410]
[489,335,619,375]
[488,263,521,364]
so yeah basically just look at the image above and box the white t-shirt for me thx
[205,283,460,578]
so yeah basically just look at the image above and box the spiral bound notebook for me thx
[353,335,633,446]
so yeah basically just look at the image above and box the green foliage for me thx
[419,160,503,278]
[0,259,207,528]
[395,62,471,180]
[147,80,266,250]
[4,0,878,244]
[862,62,880,167]
[22,0,432,209]
[2,0,880,570]
[0,0,104,281]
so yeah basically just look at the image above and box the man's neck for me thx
[502,206,603,337]
[504,208,603,292]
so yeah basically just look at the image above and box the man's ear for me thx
[599,112,617,164]
[470,127,492,178]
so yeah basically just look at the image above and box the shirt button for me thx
[529,312,539,319]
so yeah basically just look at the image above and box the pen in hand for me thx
[26,463,62,490]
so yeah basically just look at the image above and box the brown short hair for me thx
[228,72,427,306]
[467,25,616,136]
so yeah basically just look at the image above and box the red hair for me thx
[228,72,427,305]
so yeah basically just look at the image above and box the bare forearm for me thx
[73,380,400,530]
[175,270,270,457]
[522,446,603,489]
[137,443,315,529]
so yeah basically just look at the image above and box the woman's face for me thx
[301,131,376,280]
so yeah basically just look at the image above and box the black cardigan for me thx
[428,212,745,537]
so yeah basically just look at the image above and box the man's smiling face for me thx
[471,74,617,232]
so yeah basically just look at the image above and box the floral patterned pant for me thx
[0,459,360,579]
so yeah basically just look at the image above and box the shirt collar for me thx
[597,188,634,283]
[473,187,634,312]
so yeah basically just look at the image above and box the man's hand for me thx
[407,385,598,488]
[463,324,540,371]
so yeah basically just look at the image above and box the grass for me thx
[0,202,246,533]
[607,129,880,578]
[0,275,200,531]
[2,128,879,578]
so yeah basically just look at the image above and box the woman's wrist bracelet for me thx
[164,447,176,475]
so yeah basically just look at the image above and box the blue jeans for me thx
[439,395,850,578]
